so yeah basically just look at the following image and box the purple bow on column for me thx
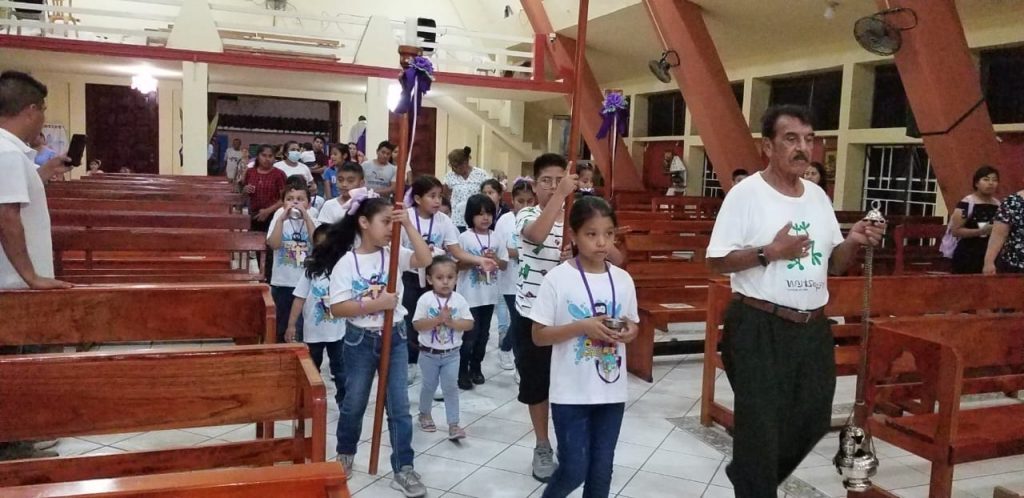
[596,92,629,139]
[395,56,435,115]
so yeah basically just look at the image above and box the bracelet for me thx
[757,246,769,267]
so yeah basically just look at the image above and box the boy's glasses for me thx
[537,177,563,187]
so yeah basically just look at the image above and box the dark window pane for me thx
[647,91,686,136]
[981,46,1024,124]
[769,70,842,130]
[871,65,910,129]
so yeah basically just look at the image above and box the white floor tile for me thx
[53,438,103,456]
[77,432,142,446]
[617,415,675,448]
[466,416,533,444]
[407,453,482,491]
[639,449,721,483]
[618,470,708,498]
[703,484,734,498]
[425,435,510,465]
[110,429,209,452]
[484,444,536,476]
[613,440,657,470]
[626,392,698,419]
[451,466,542,498]
[658,429,724,460]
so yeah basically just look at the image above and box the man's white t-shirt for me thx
[273,160,314,184]
[293,273,346,343]
[707,172,844,311]
[0,128,53,289]
[317,198,346,225]
[412,290,473,350]
[528,262,639,405]
[494,211,520,296]
[266,207,318,287]
[225,148,243,180]
[456,229,507,308]
[328,247,414,329]
[514,205,564,316]
[361,160,397,197]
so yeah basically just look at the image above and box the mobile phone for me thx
[66,134,87,167]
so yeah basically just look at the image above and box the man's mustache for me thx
[793,153,809,162]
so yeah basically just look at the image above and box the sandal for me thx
[418,413,436,432]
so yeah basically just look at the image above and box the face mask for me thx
[288,151,301,162]
[579,187,594,193]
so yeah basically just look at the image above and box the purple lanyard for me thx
[575,257,616,318]
[431,292,453,344]
[473,230,490,251]
[353,248,385,282]
[413,209,434,242]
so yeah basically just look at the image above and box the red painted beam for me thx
[878,1,1012,208]
[0,35,569,95]
[642,0,760,192]
[521,0,644,192]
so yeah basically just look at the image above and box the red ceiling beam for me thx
[877,0,1012,208]
[642,0,760,192]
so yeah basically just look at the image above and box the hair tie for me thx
[344,187,380,215]
[512,176,533,187]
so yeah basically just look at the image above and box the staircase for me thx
[434,95,544,160]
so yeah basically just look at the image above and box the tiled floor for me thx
[63,324,1024,498]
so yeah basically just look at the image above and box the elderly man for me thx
[707,104,884,497]
[0,71,73,460]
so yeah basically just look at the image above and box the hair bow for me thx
[344,187,379,215]
[512,176,533,186]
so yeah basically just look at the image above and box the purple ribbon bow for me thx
[344,187,380,215]
[596,92,629,140]
[395,56,434,115]
[512,176,533,187]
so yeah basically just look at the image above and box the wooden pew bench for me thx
[3,462,351,498]
[0,344,326,487]
[628,282,711,381]
[48,198,227,214]
[862,314,1024,498]
[623,233,711,263]
[701,274,1024,431]
[619,220,715,236]
[893,223,950,275]
[616,210,673,222]
[47,187,244,205]
[83,173,231,183]
[649,196,721,219]
[0,284,275,347]
[50,210,251,230]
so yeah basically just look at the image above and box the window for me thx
[702,155,722,198]
[870,65,913,129]
[768,70,842,130]
[862,145,937,216]
[981,46,1024,124]
[647,91,686,136]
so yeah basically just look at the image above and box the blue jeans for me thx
[460,305,493,377]
[271,286,303,343]
[499,294,516,353]
[418,348,461,425]
[542,403,626,498]
[337,323,414,473]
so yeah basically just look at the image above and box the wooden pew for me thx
[623,233,711,263]
[619,220,716,236]
[47,188,244,205]
[862,315,1024,498]
[628,282,710,381]
[893,223,950,275]
[48,198,223,214]
[614,190,662,211]
[0,344,326,486]
[650,196,721,219]
[83,173,230,183]
[701,274,1024,431]
[3,462,350,498]
[616,210,672,222]
[0,284,275,347]
[50,210,251,230]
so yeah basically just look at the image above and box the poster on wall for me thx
[42,124,68,154]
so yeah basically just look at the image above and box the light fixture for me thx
[131,72,157,95]
[824,1,839,20]
[386,83,402,112]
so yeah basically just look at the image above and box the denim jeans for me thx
[401,272,429,365]
[337,322,414,473]
[271,285,303,343]
[542,403,625,498]
[460,305,494,377]
[418,348,461,425]
[499,294,516,353]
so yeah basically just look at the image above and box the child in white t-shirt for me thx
[529,196,640,498]
[317,162,365,225]
[493,179,536,371]
[456,194,508,390]
[324,192,433,497]
[266,178,319,343]
[412,256,474,440]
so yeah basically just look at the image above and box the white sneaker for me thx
[407,364,418,386]
[498,350,514,370]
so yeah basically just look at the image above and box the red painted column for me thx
[880,0,1013,208]
[521,0,644,192]
[642,0,761,191]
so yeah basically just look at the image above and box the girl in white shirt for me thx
[456,194,508,390]
[412,256,474,439]
[493,179,537,371]
[266,178,318,343]
[529,196,640,498]
[324,192,432,497]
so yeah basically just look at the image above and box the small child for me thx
[412,256,474,439]
[326,191,432,497]
[267,177,319,343]
[530,196,640,498]
[317,162,365,225]
[493,179,536,372]
[456,194,508,390]
[576,163,597,197]
[309,181,326,211]
[284,223,345,423]
[480,178,511,229]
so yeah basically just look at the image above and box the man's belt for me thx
[732,293,825,324]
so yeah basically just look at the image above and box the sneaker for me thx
[418,413,437,433]
[532,444,556,482]
[407,364,418,386]
[470,371,485,385]
[391,465,427,497]
[448,424,466,441]
[458,375,474,390]
[514,370,520,384]
[498,350,514,370]
[336,453,354,476]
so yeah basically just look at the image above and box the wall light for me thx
[386,83,402,112]
[131,72,158,94]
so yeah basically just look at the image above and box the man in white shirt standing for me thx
[361,140,397,201]
[706,105,884,498]
[0,70,73,461]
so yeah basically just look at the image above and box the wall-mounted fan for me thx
[265,0,287,11]
[853,7,918,56]
[648,50,680,83]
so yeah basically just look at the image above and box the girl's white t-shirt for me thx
[293,273,345,343]
[528,261,639,405]
[412,290,474,350]
[456,229,507,308]
[328,247,414,329]
[401,208,460,274]
[267,207,319,287]
[493,211,519,296]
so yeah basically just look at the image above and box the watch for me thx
[757,247,769,267]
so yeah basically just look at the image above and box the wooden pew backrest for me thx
[50,210,251,230]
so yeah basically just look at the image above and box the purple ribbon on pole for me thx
[395,56,434,115]
[596,92,629,139]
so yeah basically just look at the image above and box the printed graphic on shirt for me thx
[352,271,387,319]
[425,304,460,346]
[279,238,310,267]
[567,299,623,384]
[786,221,824,271]
[464,247,498,286]
[311,282,340,325]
